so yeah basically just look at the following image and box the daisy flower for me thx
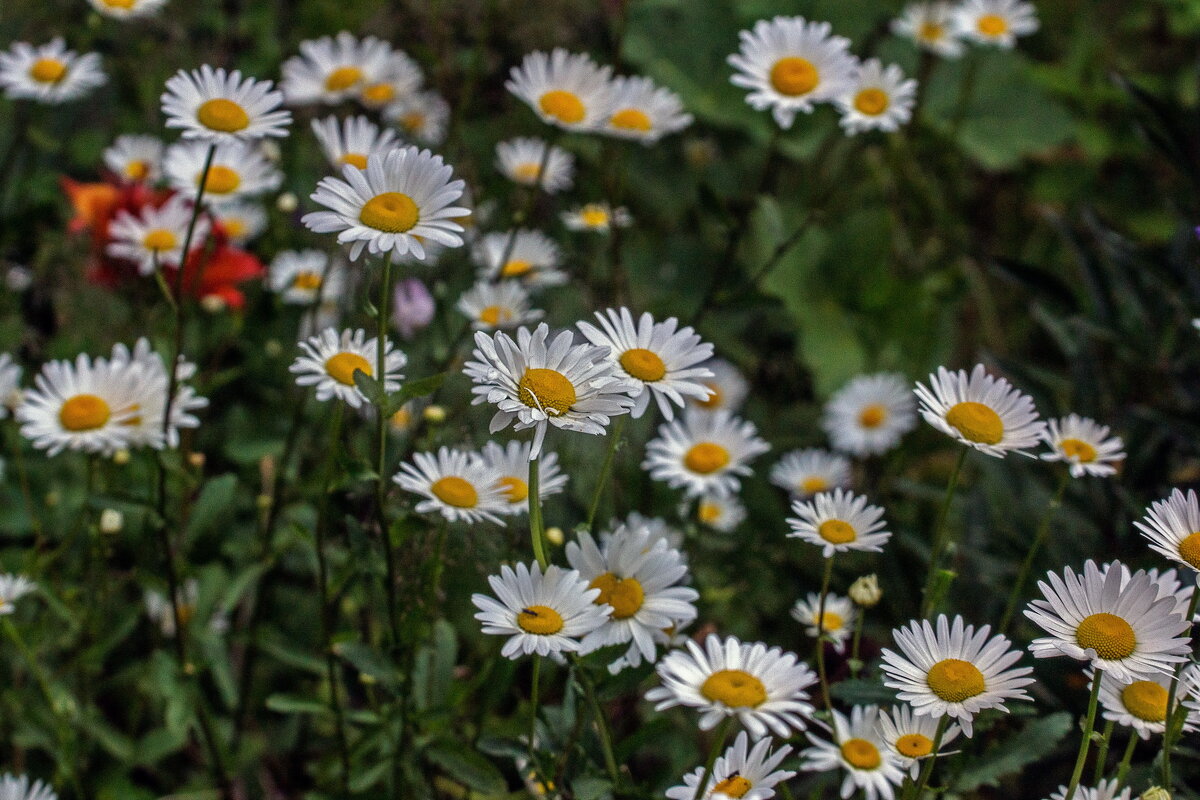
[164,140,283,201]
[144,578,228,636]
[955,0,1039,48]
[689,358,749,413]
[1097,667,1200,740]
[891,3,965,58]
[88,0,168,18]
[311,114,398,172]
[643,408,770,498]
[667,732,795,800]
[561,202,633,233]
[269,250,344,306]
[280,32,382,105]
[107,195,208,275]
[695,493,747,532]
[472,561,611,659]
[771,448,852,498]
[495,137,574,193]
[393,446,508,524]
[0,774,57,800]
[0,574,36,614]
[457,280,544,331]
[787,489,891,558]
[1136,489,1200,572]
[472,230,566,287]
[1025,560,1192,683]
[836,59,917,135]
[357,49,423,109]
[822,373,917,457]
[880,615,1035,737]
[1045,779,1132,800]
[385,89,451,145]
[728,16,858,129]
[0,354,22,416]
[0,39,106,103]
[800,705,905,800]
[606,512,686,553]
[463,323,637,458]
[162,65,290,143]
[103,134,163,183]
[1041,414,1125,478]
[478,439,568,515]
[646,633,818,738]
[289,328,406,408]
[211,201,268,245]
[578,307,715,420]
[107,338,207,449]
[914,364,1046,458]
[566,527,699,665]
[303,145,466,262]
[792,592,856,653]
[601,75,693,144]
[876,704,962,777]
[506,48,615,132]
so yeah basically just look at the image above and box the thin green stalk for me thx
[1114,731,1137,785]
[905,716,950,800]
[576,662,621,787]
[528,456,548,569]
[492,131,557,283]
[585,416,627,532]
[691,717,735,800]
[1160,576,1200,787]
[373,252,402,648]
[1000,468,1069,633]
[528,655,542,766]
[1091,719,1115,785]
[921,448,968,617]
[1063,669,1104,800]
[5,421,43,545]
[815,555,835,711]
[849,609,866,678]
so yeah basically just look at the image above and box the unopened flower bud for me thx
[188,452,206,469]
[99,509,123,534]
[264,339,283,358]
[260,141,282,162]
[545,527,564,546]
[849,574,881,608]
[276,192,298,213]
[392,278,435,339]
[111,448,131,465]
[423,405,446,424]
[5,266,32,292]
[1142,788,1172,800]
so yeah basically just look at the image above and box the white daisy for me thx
[891,3,965,58]
[667,731,796,800]
[311,114,398,173]
[472,229,566,287]
[289,327,406,408]
[771,448,852,498]
[914,364,1046,458]
[393,446,509,524]
[695,493,747,533]
[800,705,905,800]
[103,134,163,183]
[495,137,574,193]
[164,139,283,201]
[472,561,612,659]
[144,578,203,636]
[303,145,467,262]
[211,201,268,244]
[689,358,749,413]
[643,408,770,499]
[0,354,22,416]
[280,32,383,105]
[604,513,686,554]
[463,322,637,458]
[478,439,568,515]
[0,38,106,104]
[457,280,544,332]
[1097,667,1200,740]
[162,65,290,143]
[1025,560,1193,683]
[876,704,962,777]
[0,773,57,800]
[578,308,715,421]
[88,0,168,18]
[955,0,1039,48]
[106,194,208,275]
[822,373,917,458]
[357,48,423,110]
[268,250,345,306]
[107,337,207,449]
[727,16,858,129]
[646,633,818,738]
[1041,414,1125,478]
[1135,488,1200,572]
[836,59,917,135]
[566,526,699,666]
[561,202,633,233]
[506,48,615,132]
[0,574,36,615]
[787,489,891,558]
[792,592,856,653]
[601,75,693,144]
[1045,779,1132,800]
[880,615,1034,737]
[385,89,451,145]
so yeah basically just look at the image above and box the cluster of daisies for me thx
[893,0,1041,58]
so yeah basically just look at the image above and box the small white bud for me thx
[99,509,123,535]
[849,574,882,608]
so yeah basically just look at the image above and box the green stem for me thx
[1063,669,1104,800]
[1160,575,1200,787]
[529,654,542,760]
[849,608,866,678]
[528,456,548,569]
[5,420,43,546]
[999,469,1069,633]
[815,555,835,711]
[374,253,402,649]
[1114,731,1137,785]
[905,717,950,800]
[691,717,735,800]
[585,416,627,532]
[1091,719,1115,785]
[921,448,967,617]
[575,663,621,787]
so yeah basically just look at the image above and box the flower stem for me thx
[999,468,1068,634]
[1160,573,1200,787]
[849,607,866,678]
[1114,731,1137,785]
[1091,719,1115,785]
[585,415,626,532]
[1063,669,1104,800]
[528,456,548,569]
[815,555,835,711]
[691,717,735,800]
[373,253,402,648]
[575,661,621,786]
[921,447,967,617]
[905,716,949,800]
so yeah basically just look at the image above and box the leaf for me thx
[423,739,507,796]
[185,474,239,541]
[337,641,400,690]
[385,372,447,415]
[829,679,898,706]
[265,693,330,716]
[954,712,1073,791]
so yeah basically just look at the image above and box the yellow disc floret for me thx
[1076,613,1137,660]
[359,192,419,233]
[517,605,564,635]
[1059,438,1097,463]
[518,368,576,416]
[430,476,478,508]
[818,519,856,545]
[60,394,112,431]
[142,229,177,252]
[895,733,934,759]
[620,348,667,382]
[324,66,363,92]
[610,108,652,131]
[710,775,752,798]
[324,352,373,386]
[841,738,882,770]
[201,165,241,195]
[588,572,645,619]
[684,442,730,474]
[976,14,1009,36]
[926,658,986,702]
[498,476,528,503]
[945,401,1004,445]
[770,57,820,96]
[30,58,67,84]
[853,88,890,116]
[700,669,767,708]
[196,98,250,133]
[1121,680,1168,723]
[1178,532,1200,570]
[538,90,586,124]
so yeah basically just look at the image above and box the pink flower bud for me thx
[392,278,435,339]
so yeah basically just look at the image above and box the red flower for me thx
[177,243,264,311]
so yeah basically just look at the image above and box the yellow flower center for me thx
[1059,438,1097,462]
[588,572,645,619]
[501,259,533,277]
[538,89,586,124]
[977,13,1009,36]
[620,348,667,382]
[359,192,419,233]
[769,57,820,96]
[841,738,882,770]
[59,394,111,431]
[853,88,890,116]
[610,108,652,131]
[142,228,177,252]
[29,58,67,84]
[517,605,564,635]
[818,519,856,544]
[1178,532,1200,569]
[684,442,730,475]
[324,66,363,92]
[176,603,195,626]
[513,162,542,182]
[710,775,752,798]
[390,407,412,430]
[293,272,322,291]
[697,383,722,408]
[124,160,150,181]
[1121,680,1168,722]
[102,0,136,7]
[945,401,1004,445]
[918,21,945,41]
[498,476,528,503]
[223,218,247,238]
[339,152,368,170]
[815,610,844,630]
[430,476,478,508]
[896,733,934,758]
[362,83,395,105]
[1076,612,1137,660]
[580,205,610,227]
[400,112,426,132]
[478,305,512,327]
[518,368,576,415]
[858,403,888,428]
[801,476,829,494]
[201,165,241,195]
[324,352,373,386]
[926,658,986,702]
[700,669,766,708]
[196,98,250,133]
[698,501,721,524]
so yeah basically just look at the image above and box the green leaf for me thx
[424,739,506,796]
[185,474,239,541]
[337,641,400,690]
[829,679,898,706]
[954,712,1073,791]
[385,372,447,415]
[265,693,330,716]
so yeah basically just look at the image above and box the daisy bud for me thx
[545,526,564,546]
[392,278,435,339]
[849,574,881,608]
[265,339,283,358]
[112,448,131,465]
[255,493,272,511]
[188,452,206,469]
[99,508,123,534]
[422,404,446,424]
[276,192,298,213]
[260,140,282,162]
[200,294,227,314]
[5,265,32,292]
[1142,789,1172,800]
